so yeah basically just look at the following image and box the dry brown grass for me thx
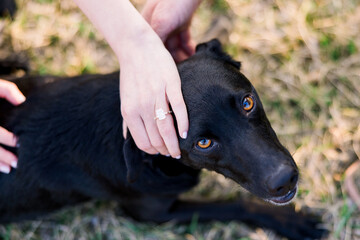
[0,0,359,239]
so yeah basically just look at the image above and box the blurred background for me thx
[0,0,359,239]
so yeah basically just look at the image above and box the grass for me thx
[1,0,360,239]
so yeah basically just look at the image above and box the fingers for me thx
[168,46,190,63]
[125,110,181,158]
[166,85,189,141]
[124,115,158,155]
[144,118,169,156]
[141,1,170,42]
[0,127,17,147]
[118,28,187,159]
[122,98,182,158]
[0,80,21,174]
[122,120,128,139]
[0,79,26,106]
[122,103,174,157]
[154,101,181,159]
[0,127,18,173]
[165,31,195,62]
[142,107,169,156]
[0,163,11,174]
[0,147,17,174]
[141,0,157,23]
[180,29,196,56]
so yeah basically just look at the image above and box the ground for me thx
[0,0,359,239]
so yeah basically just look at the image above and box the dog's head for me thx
[178,39,298,205]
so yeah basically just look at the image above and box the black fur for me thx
[0,0,16,18]
[0,58,29,77]
[0,39,324,239]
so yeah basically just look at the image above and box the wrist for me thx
[116,28,164,65]
[74,0,162,63]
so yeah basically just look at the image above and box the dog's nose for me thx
[266,164,298,196]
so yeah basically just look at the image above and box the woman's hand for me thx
[0,79,26,173]
[73,0,201,158]
[120,0,201,158]
[142,0,201,62]
[119,33,188,158]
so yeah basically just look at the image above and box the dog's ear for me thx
[123,135,144,183]
[195,39,241,70]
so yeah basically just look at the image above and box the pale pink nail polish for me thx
[17,95,26,103]
[0,166,10,174]
[11,161,17,169]
[182,131,188,139]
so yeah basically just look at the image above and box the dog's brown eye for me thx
[243,96,254,111]
[197,139,212,149]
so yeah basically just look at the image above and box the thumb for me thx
[141,2,172,42]
[141,1,156,23]
[151,17,174,43]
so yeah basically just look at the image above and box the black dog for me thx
[0,40,323,239]
[0,0,16,18]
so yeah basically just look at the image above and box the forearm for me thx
[73,0,159,60]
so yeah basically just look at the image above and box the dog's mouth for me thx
[266,186,298,206]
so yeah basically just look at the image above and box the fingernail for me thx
[17,95,26,104]
[0,166,10,174]
[11,161,17,168]
[182,131,188,139]
[166,154,171,157]
[175,155,181,159]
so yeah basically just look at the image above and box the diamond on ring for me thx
[154,108,172,120]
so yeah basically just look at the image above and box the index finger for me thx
[166,84,189,139]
